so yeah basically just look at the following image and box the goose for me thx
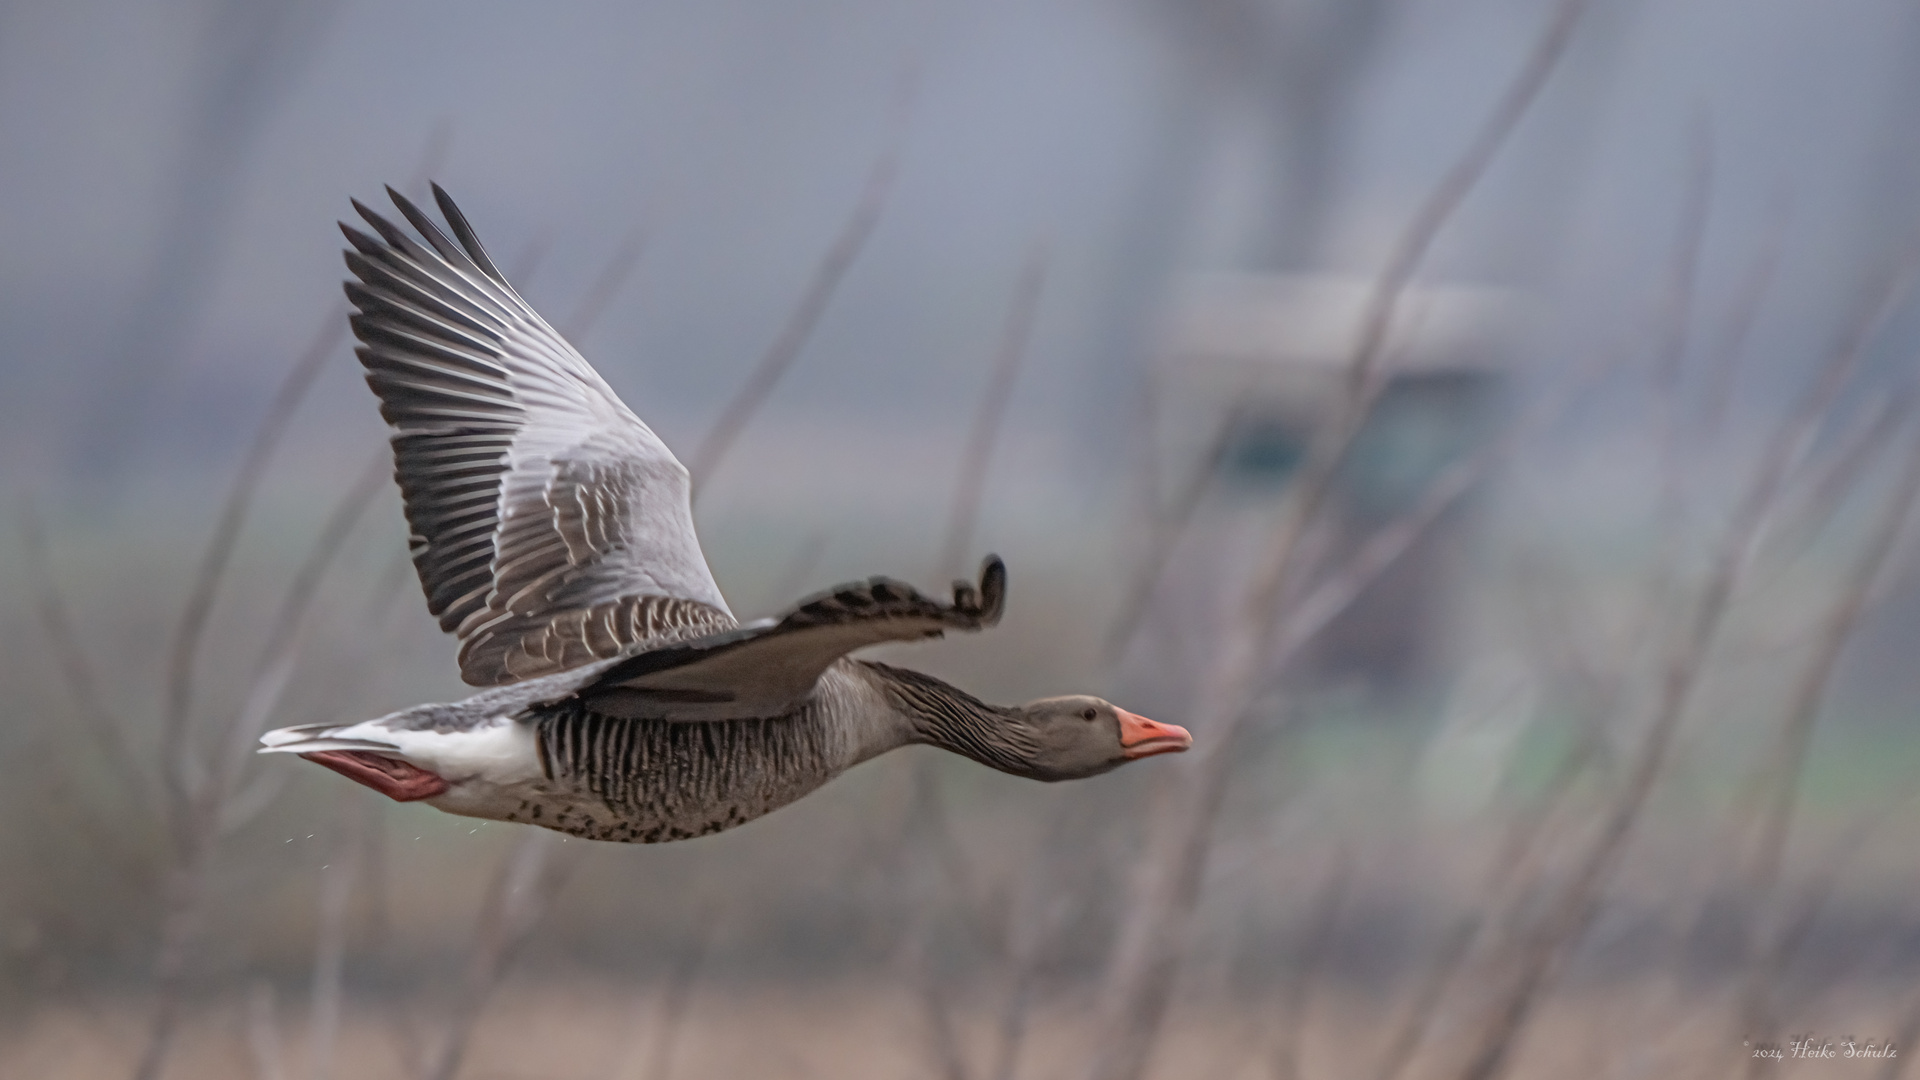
[258,185,1191,843]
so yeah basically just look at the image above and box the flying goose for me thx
[259,185,1191,843]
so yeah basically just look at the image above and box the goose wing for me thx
[576,556,1007,721]
[344,184,734,687]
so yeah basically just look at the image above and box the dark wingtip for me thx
[383,183,413,213]
[429,181,509,285]
[975,554,1007,625]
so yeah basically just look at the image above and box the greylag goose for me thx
[259,185,1191,843]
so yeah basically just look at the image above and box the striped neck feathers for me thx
[863,661,1040,776]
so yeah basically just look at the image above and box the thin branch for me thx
[216,451,390,791]
[687,67,917,495]
[246,981,288,1080]
[771,531,831,606]
[1766,389,1916,567]
[421,830,584,1080]
[564,229,647,341]
[1370,678,1613,1080]
[308,796,365,1080]
[638,916,714,1080]
[1269,856,1349,1080]
[19,499,147,798]
[1651,120,1714,543]
[162,309,347,810]
[1103,394,1257,660]
[1442,261,1919,1080]
[1736,426,1920,1054]
[1700,203,1789,440]
[910,923,973,1080]
[1086,6,1591,1077]
[158,124,455,814]
[940,246,1048,579]
[1269,354,1610,667]
[986,875,1068,1080]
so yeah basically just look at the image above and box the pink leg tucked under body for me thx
[301,750,449,802]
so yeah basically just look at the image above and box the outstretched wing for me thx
[577,556,1007,721]
[343,184,735,686]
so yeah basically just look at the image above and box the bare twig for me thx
[939,246,1048,580]
[688,68,917,495]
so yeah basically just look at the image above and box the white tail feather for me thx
[257,734,400,755]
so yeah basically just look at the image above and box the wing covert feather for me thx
[579,556,1007,721]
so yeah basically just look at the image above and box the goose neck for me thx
[862,661,1035,774]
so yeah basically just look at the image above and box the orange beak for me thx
[1117,709,1193,759]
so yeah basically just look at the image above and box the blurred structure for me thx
[1155,273,1516,689]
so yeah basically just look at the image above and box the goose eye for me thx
[1081,707,1098,721]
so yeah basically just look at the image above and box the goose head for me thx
[1005,695,1192,781]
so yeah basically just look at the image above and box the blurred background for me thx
[6,0,1920,1076]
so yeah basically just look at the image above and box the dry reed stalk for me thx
[124,132,456,1072]
[1269,855,1349,1080]
[938,245,1048,580]
[1084,6,1592,1077]
[771,531,831,606]
[131,453,389,1080]
[306,795,367,1080]
[1631,135,1732,709]
[633,917,714,1080]
[1370,696,1615,1080]
[420,830,585,1080]
[19,499,153,812]
[1879,976,1920,1080]
[1734,427,1920,1066]
[1765,390,1917,569]
[1651,119,1714,539]
[1440,264,1920,1080]
[161,309,348,813]
[246,980,288,1080]
[157,124,453,843]
[910,921,974,1080]
[1103,395,1256,661]
[1700,207,1789,441]
[985,872,1068,1080]
[688,66,917,495]
[565,230,647,341]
